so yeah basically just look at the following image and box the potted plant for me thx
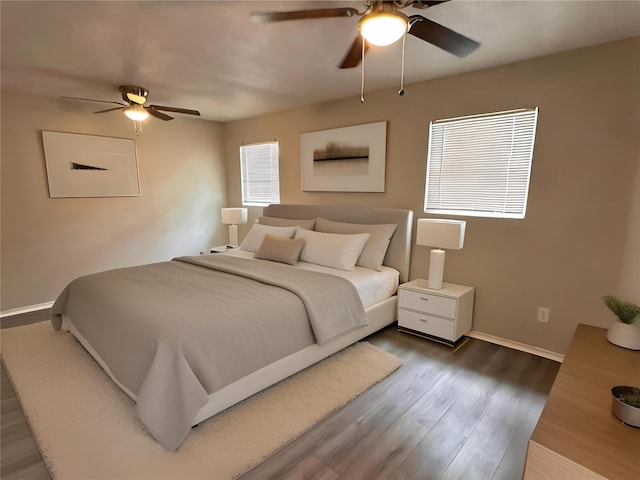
[604,295,640,350]
[611,385,640,427]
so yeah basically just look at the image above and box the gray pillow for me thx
[258,215,316,230]
[255,234,306,266]
[314,217,398,271]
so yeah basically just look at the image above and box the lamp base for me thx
[426,249,445,290]
[228,224,239,247]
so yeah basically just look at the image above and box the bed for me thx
[51,204,413,450]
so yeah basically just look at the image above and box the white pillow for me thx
[295,228,370,271]
[239,224,297,253]
[315,217,398,271]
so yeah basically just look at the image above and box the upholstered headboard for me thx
[263,204,414,283]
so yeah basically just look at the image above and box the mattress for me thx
[225,249,399,308]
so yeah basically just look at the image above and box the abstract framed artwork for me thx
[300,121,387,192]
[42,131,140,198]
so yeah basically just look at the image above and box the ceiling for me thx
[2,1,639,123]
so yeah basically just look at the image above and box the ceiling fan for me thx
[62,85,201,121]
[252,0,480,69]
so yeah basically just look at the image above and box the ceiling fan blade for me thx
[338,35,370,69]
[148,105,201,116]
[408,15,480,58]
[252,7,359,23]
[94,107,125,114]
[147,107,174,121]
[62,96,127,107]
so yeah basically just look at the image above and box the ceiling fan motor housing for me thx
[119,85,149,105]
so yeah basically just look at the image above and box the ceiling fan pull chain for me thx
[360,37,366,103]
[398,32,406,96]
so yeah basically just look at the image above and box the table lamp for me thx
[416,218,466,290]
[221,207,248,247]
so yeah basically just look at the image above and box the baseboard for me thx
[0,302,54,318]
[467,330,564,363]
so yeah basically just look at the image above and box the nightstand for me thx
[397,279,475,350]
[203,245,239,254]
[211,245,240,253]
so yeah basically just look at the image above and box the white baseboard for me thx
[467,330,564,363]
[0,302,54,318]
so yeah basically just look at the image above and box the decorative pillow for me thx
[294,228,370,271]
[258,215,316,230]
[255,234,305,266]
[315,217,398,271]
[239,224,297,253]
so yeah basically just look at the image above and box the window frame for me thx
[424,108,538,220]
[239,141,281,207]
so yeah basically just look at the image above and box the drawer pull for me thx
[420,297,430,301]
[419,318,429,323]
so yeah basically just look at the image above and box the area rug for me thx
[1,322,402,479]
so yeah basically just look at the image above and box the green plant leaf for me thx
[604,295,640,324]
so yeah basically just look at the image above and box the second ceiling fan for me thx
[253,0,480,69]
[62,85,200,121]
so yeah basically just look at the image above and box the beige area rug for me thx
[1,322,402,479]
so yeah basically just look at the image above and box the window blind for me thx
[425,108,538,219]
[240,142,280,206]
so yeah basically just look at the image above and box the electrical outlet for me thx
[537,307,550,323]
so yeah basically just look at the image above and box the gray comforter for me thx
[51,255,367,450]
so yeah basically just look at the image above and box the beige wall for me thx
[619,146,640,303]
[1,90,228,311]
[225,37,640,354]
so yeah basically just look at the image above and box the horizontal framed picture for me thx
[42,131,140,198]
[300,121,387,192]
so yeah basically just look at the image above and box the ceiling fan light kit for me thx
[124,104,149,121]
[359,11,408,46]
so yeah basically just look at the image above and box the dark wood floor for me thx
[1,311,559,480]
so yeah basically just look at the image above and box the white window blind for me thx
[425,108,538,219]
[240,141,280,206]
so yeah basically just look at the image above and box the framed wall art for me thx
[300,121,387,192]
[42,131,140,198]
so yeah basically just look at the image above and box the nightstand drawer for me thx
[398,289,457,319]
[398,310,455,341]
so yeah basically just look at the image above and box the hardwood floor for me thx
[1,311,559,480]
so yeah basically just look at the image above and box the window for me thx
[424,108,538,219]
[240,141,280,206]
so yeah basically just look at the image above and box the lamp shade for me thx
[416,219,466,250]
[221,208,247,225]
[123,104,149,121]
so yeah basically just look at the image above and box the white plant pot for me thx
[607,321,640,350]
[611,386,640,427]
